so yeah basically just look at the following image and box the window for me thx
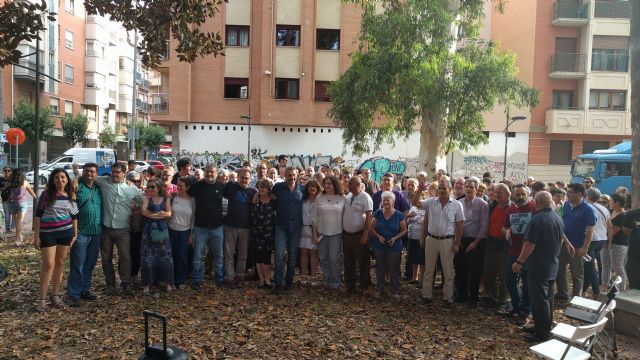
[604,161,631,177]
[552,91,574,109]
[314,81,331,102]
[275,78,299,99]
[226,25,250,46]
[589,90,626,111]
[64,64,74,84]
[65,29,74,49]
[65,0,74,14]
[276,25,301,46]
[224,78,249,99]
[65,100,73,114]
[549,140,573,165]
[50,98,60,116]
[592,49,628,71]
[583,140,609,155]
[316,29,340,50]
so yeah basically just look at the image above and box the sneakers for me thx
[69,298,81,308]
[122,285,134,297]
[191,282,201,291]
[105,286,116,296]
[81,291,97,301]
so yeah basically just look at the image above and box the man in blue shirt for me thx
[271,167,305,292]
[556,183,595,301]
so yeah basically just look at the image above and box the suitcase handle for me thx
[143,310,168,355]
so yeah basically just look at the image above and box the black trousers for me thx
[528,272,555,337]
[130,231,142,277]
[453,237,484,302]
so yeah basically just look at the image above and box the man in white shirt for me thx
[420,178,465,306]
[343,176,374,293]
[584,187,612,297]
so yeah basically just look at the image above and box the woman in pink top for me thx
[6,168,37,246]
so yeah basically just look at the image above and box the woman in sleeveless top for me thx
[7,168,37,246]
[140,178,174,296]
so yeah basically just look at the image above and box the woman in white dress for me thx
[299,180,322,285]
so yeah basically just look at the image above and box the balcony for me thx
[136,99,150,112]
[553,1,590,26]
[151,93,169,113]
[13,58,45,83]
[549,53,587,79]
[109,90,117,104]
[595,1,629,18]
[546,108,630,135]
[139,79,151,90]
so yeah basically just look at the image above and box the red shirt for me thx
[488,206,507,239]
[504,201,537,256]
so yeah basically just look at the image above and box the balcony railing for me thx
[553,1,590,21]
[151,93,169,113]
[109,90,117,103]
[86,49,99,57]
[135,71,142,82]
[550,53,587,73]
[13,59,45,82]
[140,79,151,89]
[136,99,150,112]
[594,1,629,18]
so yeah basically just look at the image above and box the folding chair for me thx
[530,317,609,360]
[552,301,616,359]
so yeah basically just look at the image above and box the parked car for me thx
[134,160,164,173]
[146,160,165,171]
[27,163,83,185]
[39,148,116,175]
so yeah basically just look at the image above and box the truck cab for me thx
[570,142,631,195]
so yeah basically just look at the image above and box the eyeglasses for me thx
[147,186,156,189]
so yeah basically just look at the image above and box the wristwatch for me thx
[515,259,524,266]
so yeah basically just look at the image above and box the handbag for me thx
[149,222,169,244]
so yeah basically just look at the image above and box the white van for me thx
[27,148,117,184]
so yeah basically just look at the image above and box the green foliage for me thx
[61,113,89,147]
[0,0,55,67]
[84,0,227,67]
[5,98,55,142]
[98,125,117,149]
[140,124,166,152]
[329,0,538,158]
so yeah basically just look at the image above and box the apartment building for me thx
[0,0,152,165]
[491,0,632,182]
[150,0,423,174]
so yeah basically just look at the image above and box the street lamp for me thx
[503,115,527,180]
[240,115,251,163]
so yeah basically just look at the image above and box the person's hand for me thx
[359,234,368,245]
[377,235,385,245]
[251,193,259,205]
[577,246,588,258]
[466,240,478,253]
[505,228,512,240]
[312,235,319,245]
[388,236,397,247]
[451,242,460,254]
[188,234,193,245]
[512,262,522,274]
[33,236,40,250]
[70,234,78,247]
[566,243,576,257]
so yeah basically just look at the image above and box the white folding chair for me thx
[552,301,616,359]
[530,317,609,360]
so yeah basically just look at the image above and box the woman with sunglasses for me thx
[33,168,78,311]
[140,178,174,296]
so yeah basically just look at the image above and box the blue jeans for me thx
[2,201,14,231]
[317,233,343,289]
[192,226,224,285]
[274,225,301,287]
[505,255,530,315]
[583,240,605,295]
[169,229,191,286]
[67,233,101,300]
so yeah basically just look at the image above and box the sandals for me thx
[50,294,64,308]
[36,299,49,313]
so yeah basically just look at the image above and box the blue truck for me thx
[570,141,631,195]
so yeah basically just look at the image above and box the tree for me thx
[5,98,55,141]
[631,0,639,208]
[0,0,55,67]
[329,0,538,174]
[61,113,89,148]
[0,0,227,68]
[140,124,166,153]
[98,125,117,149]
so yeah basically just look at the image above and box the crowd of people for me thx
[2,155,639,343]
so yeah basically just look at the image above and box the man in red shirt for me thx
[482,183,511,309]
[502,183,536,325]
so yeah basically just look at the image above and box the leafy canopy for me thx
[62,113,90,148]
[140,124,166,152]
[98,125,117,148]
[0,0,228,68]
[5,99,55,142]
[330,0,538,157]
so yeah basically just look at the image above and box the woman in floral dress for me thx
[251,179,276,288]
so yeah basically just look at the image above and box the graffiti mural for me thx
[358,157,407,184]
[177,150,247,171]
[451,153,528,183]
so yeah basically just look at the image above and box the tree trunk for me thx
[419,108,445,177]
[631,0,640,208]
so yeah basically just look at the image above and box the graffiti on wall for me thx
[454,154,527,183]
[177,150,248,172]
[358,157,407,184]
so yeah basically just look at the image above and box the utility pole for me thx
[130,28,138,160]
[631,0,639,207]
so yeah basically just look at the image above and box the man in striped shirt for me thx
[67,163,102,307]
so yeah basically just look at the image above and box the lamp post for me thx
[503,115,527,180]
[240,115,251,163]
